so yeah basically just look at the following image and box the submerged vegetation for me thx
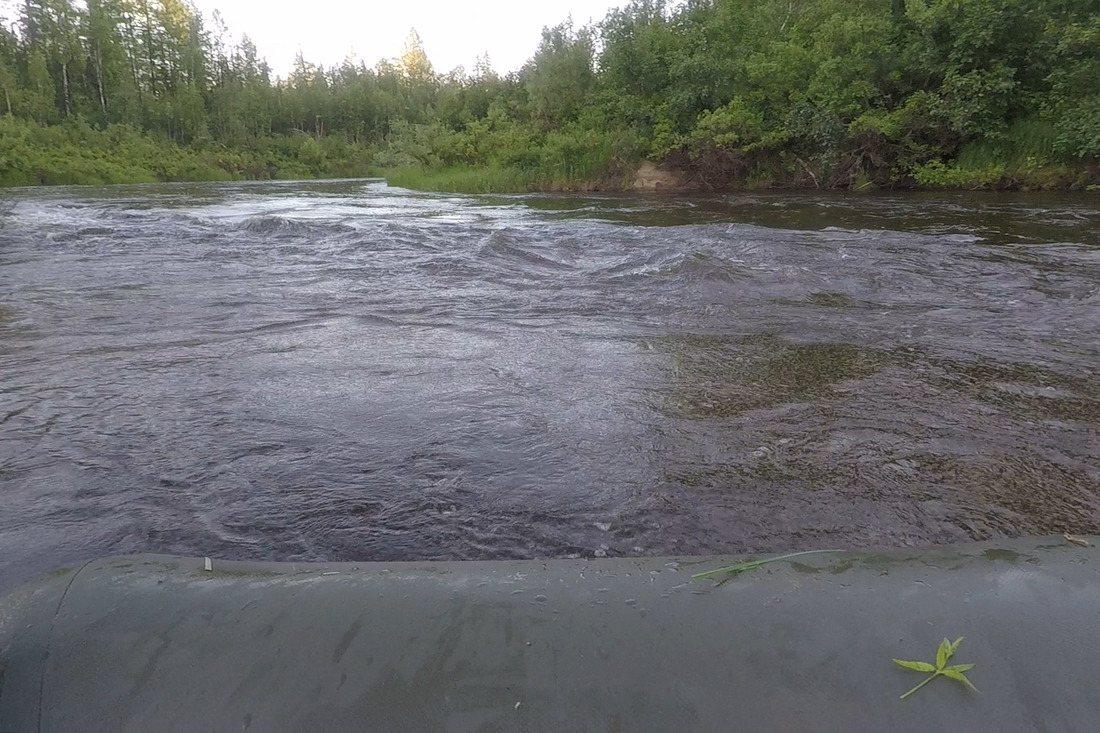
[2,0,1100,191]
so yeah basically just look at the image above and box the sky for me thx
[187,0,628,78]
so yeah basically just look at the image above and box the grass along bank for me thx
[3,115,1096,194]
[0,117,374,187]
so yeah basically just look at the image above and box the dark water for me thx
[2,180,1099,590]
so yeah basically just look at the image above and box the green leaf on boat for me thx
[936,638,951,668]
[942,668,982,693]
[894,637,979,699]
[691,549,843,581]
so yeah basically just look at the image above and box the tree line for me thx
[2,0,1099,189]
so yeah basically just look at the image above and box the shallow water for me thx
[2,180,1098,589]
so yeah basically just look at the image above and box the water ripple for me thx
[1,180,1098,589]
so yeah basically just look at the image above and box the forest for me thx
[1,0,1099,191]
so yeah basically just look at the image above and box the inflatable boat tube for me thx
[1,536,1098,732]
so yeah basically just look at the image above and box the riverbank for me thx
[383,157,1100,195]
[4,120,1095,193]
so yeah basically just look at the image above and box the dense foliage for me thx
[2,0,1099,190]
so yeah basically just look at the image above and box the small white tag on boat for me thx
[204,557,212,571]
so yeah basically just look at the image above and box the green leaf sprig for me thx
[893,637,980,699]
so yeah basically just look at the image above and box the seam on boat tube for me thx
[36,558,95,733]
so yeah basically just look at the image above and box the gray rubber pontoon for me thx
[1,536,1098,732]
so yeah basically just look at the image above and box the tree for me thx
[25,47,56,123]
[525,19,595,128]
[397,28,433,86]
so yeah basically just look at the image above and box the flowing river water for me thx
[1,180,1098,590]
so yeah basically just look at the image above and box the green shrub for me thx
[911,160,1006,188]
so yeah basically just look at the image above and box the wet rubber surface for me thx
[1,181,1098,589]
[1,538,1098,732]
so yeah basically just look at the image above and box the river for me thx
[2,179,1098,590]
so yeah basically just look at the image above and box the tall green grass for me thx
[912,117,1082,189]
[383,165,539,193]
[382,163,629,194]
[375,120,639,194]
[0,116,376,187]
[956,118,1058,170]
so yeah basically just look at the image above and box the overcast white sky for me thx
[188,0,626,78]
